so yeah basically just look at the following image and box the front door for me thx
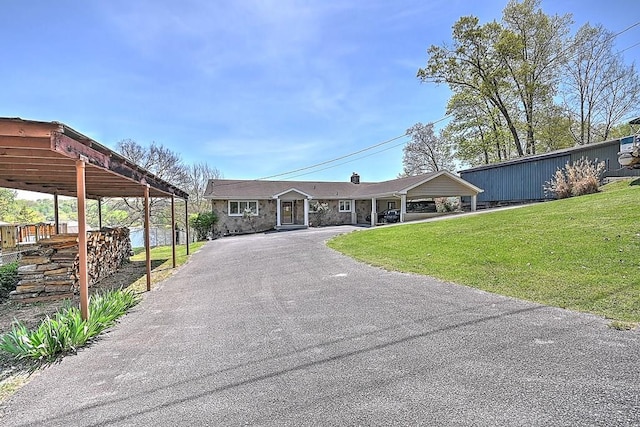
[282,201,293,224]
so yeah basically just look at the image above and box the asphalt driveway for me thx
[1,226,639,426]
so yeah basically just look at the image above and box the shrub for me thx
[544,157,606,199]
[0,289,141,362]
[435,197,460,212]
[0,262,19,299]
[189,211,218,241]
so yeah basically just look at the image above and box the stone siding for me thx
[213,200,278,235]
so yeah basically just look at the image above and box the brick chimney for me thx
[350,172,360,184]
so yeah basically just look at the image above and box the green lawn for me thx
[128,241,206,292]
[328,179,640,323]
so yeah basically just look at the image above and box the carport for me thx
[0,117,189,319]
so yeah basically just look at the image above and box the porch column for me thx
[400,194,407,222]
[351,199,356,224]
[371,198,377,226]
[276,198,282,227]
[471,194,477,211]
[303,198,309,226]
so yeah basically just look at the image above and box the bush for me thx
[189,211,218,240]
[0,262,19,299]
[544,157,606,199]
[0,289,141,362]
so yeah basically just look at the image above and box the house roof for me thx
[458,138,621,174]
[204,170,482,200]
[0,117,189,199]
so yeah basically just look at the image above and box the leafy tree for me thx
[189,212,218,241]
[402,123,455,175]
[443,89,512,166]
[419,16,526,156]
[497,0,571,154]
[0,188,17,221]
[13,204,44,224]
[419,0,571,158]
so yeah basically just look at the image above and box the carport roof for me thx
[0,117,189,199]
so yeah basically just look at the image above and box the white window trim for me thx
[338,200,352,212]
[228,200,259,216]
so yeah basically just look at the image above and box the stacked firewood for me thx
[10,228,132,303]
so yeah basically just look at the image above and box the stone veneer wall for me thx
[213,200,278,235]
[10,228,131,303]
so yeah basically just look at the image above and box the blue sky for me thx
[3,0,638,188]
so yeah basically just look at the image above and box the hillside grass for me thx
[328,179,640,322]
[128,242,206,292]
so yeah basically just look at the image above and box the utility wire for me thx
[284,139,409,180]
[257,114,451,180]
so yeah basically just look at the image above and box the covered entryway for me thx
[273,188,311,230]
[282,202,294,224]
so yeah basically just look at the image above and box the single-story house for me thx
[204,170,483,234]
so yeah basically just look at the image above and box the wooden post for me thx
[98,198,103,229]
[171,194,176,269]
[54,193,60,235]
[185,199,190,255]
[76,160,90,320]
[144,185,151,292]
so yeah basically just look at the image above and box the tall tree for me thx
[419,16,528,157]
[497,0,571,154]
[402,123,455,175]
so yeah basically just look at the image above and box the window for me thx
[229,200,258,216]
[387,201,396,210]
[339,200,352,212]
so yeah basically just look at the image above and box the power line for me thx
[284,139,409,180]
[619,40,640,54]
[257,134,407,180]
[257,115,451,180]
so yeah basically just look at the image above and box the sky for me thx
[2,0,639,196]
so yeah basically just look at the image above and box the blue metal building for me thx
[459,138,640,207]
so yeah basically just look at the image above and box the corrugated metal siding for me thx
[569,143,640,177]
[461,156,568,203]
[460,139,640,204]
[407,175,478,198]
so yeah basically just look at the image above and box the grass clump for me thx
[328,179,640,322]
[0,262,19,299]
[0,289,140,362]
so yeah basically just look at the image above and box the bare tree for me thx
[402,123,455,176]
[564,24,640,143]
[114,139,189,227]
[187,162,223,214]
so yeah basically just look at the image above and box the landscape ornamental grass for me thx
[0,289,141,362]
